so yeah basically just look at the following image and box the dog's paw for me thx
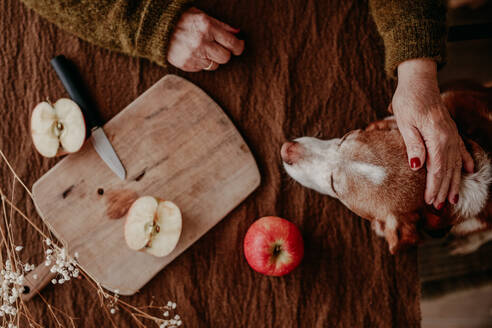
[365,116,398,132]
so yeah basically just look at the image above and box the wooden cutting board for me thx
[31,75,260,295]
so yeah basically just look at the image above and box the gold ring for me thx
[204,61,214,71]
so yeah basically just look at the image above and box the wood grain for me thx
[31,75,260,295]
[21,264,57,301]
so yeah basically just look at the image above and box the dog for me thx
[281,84,492,254]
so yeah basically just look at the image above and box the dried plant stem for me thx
[1,149,182,327]
[33,291,77,328]
[19,303,44,328]
[0,150,32,198]
[1,194,16,268]
[0,190,50,240]
[129,312,147,328]
[87,274,162,322]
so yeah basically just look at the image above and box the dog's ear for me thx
[384,213,420,254]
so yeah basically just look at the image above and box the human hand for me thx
[391,58,474,209]
[167,7,245,72]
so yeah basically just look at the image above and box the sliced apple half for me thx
[124,196,158,250]
[31,99,86,158]
[124,196,182,258]
[145,200,182,257]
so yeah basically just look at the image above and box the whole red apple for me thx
[243,216,304,276]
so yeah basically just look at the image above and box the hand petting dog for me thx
[392,58,475,210]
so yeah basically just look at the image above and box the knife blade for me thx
[50,55,126,180]
[90,127,126,180]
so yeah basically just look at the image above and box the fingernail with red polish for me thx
[436,202,445,210]
[410,157,421,169]
[453,195,459,204]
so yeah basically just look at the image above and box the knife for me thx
[50,55,126,180]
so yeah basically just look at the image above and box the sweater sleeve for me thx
[20,0,194,67]
[369,0,447,79]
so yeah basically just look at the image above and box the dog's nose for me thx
[281,141,302,165]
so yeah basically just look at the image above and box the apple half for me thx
[30,99,86,158]
[124,196,182,258]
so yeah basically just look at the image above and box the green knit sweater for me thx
[369,0,447,78]
[20,0,446,78]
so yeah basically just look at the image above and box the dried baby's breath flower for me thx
[0,260,25,319]
[44,247,79,285]
[0,150,183,327]
[158,301,182,327]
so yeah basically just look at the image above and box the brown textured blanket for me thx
[0,0,421,327]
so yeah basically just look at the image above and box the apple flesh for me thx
[124,196,182,258]
[31,99,86,157]
[243,216,304,276]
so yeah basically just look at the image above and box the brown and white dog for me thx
[281,84,492,254]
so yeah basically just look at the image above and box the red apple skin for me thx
[243,216,304,276]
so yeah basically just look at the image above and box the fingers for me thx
[424,138,446,206]
[211,26,245,56]
[203,60,219,71]
[424,132,466,208]
[399,125,426,170]
[210,17,240,34]
[434,145,454,209]
[166,8,244,72]
[448,156,462,205]
[447,139,473,205]
[189,57,218,72]
[460,140,475,173]
[204,42,231,64]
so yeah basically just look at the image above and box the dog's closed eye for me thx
[330,173,338,196]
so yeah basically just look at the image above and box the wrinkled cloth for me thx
[0,0,420,327]
[21,0,447,79]
[20,0,194,67]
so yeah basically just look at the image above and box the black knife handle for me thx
[50,55,102,130]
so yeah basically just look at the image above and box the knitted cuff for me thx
[136,0,194,67]
[382,21,447,79]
